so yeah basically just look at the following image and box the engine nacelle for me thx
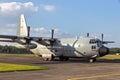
[25,43,37,49]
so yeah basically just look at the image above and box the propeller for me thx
[51,29,54,39]
[25,26,31,50]
[101,33,105,46]
[87,33,89,37]
[101,33,114,44]
[25,26,31,44]
[50,29,56,46]
[101,33,104,42]
[25,28,56,48]
[27,26,30,37]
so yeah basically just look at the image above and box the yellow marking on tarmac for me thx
[67,73,120,80]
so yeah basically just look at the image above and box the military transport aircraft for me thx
[0,14,114,62]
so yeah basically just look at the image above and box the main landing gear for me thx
[59,57,69,61]
[89,58,96,63]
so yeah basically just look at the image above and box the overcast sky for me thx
[0,0,120,47]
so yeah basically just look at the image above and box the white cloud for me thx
[31,27,73,38]
[0,2,39,35]
[32,27,47,34]
[6,23,17,28]
[0,2,71,38]
[43,5,55,12]
[0,2,38,16]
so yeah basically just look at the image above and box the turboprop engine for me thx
[24,43,37,49]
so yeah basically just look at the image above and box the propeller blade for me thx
[25,26,31,50]
[26,45,30,51]
[50,29,55,46]
[26,39,30,44]
[87,33,89,37]
[27,26,30,37]
[51,29,54,39]
[101,33,104,42]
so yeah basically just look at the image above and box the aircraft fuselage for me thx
[30,37,109,62]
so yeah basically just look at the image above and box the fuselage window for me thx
[91,46,96,49]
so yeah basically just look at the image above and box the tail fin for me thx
[16,14,28,37]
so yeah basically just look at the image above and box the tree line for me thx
[0,45,119,54]
[0,45,32,54]
[110,48,120,54]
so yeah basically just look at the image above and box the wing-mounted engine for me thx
[24,43,37,49]
[0,14,60,51]
[15,26,37,49]
[34,29,61,47]
[18,27,61,51]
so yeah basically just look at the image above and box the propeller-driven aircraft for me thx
[0,14,114,62]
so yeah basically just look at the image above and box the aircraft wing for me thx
[0,35,56,46]
[0,40,15,42]
[0,35,18,42]
[28,37,56,46]
[0,35,18,39]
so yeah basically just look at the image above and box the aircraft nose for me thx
[99,47,109,57]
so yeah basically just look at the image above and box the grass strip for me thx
[0,53,35,56]
[0,63,47,72]
[99,55,120,60]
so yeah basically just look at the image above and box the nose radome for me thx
[99,47,109,57]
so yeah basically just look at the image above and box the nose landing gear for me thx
[89,58,96,63]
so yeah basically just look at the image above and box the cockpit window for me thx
[96,39,102,47]
[89,39,103,47]
[89,39,96,44]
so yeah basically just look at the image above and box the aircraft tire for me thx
[59,57,69,61]
[59,57,64,61]
[43,54,55,61]
[64,57,69,61]
[89,58,96,63]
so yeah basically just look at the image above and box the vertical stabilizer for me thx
[17,14,28,37]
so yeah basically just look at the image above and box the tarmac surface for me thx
[0,56,120,80]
